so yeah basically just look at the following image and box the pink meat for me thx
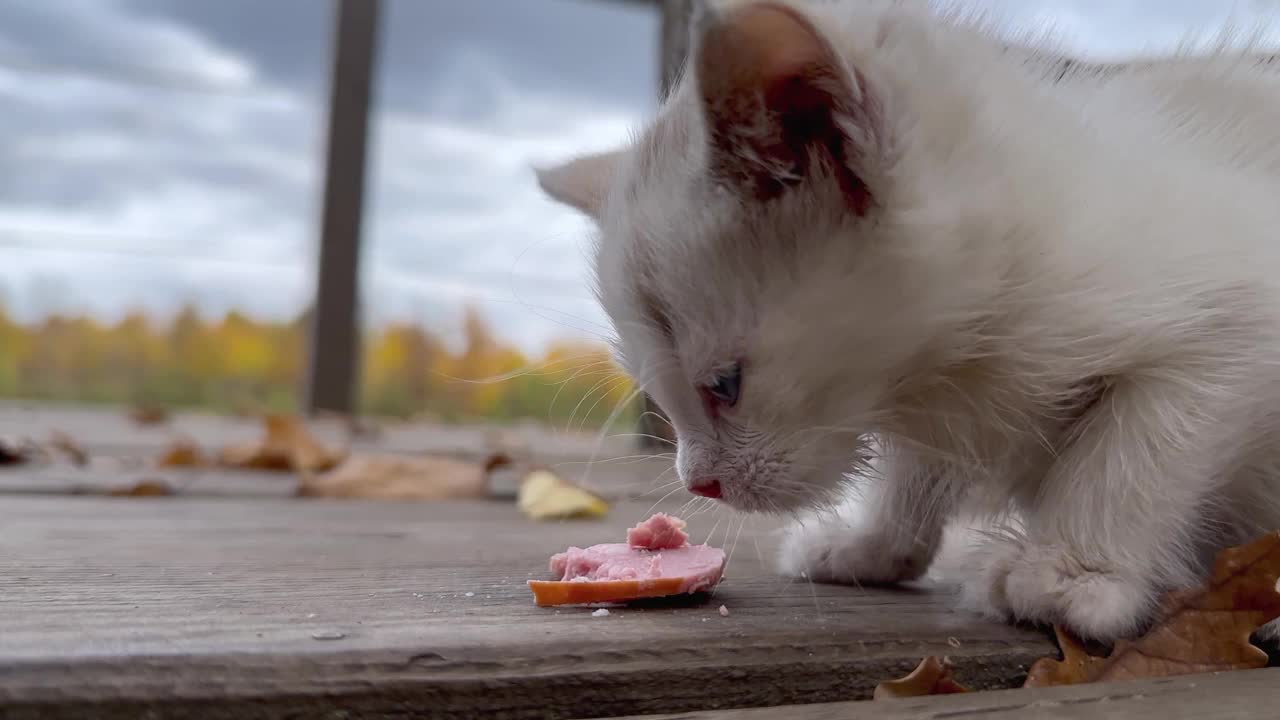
[548,542,726,594]
[626,512,689,550]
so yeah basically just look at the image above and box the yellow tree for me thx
[0,304,25,394]
[453,305,527,419]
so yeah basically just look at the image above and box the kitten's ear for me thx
[535,150,623,220]
[696,2,879,211]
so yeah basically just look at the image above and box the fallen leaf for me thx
[517,469,609,520]
[297,452,509,500]
[129,405,170,426]
[0,437,29,466]
[49,430,89,467]
[1020,627,1106,687]
[157,438,205,468]
[109,479,174,497]
[874,656,971,699]
[1024,531,1280,687]
[220,415,345,473]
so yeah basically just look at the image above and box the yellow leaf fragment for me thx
[517,469,609,521]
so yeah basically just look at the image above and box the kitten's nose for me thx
[689,478,722,499]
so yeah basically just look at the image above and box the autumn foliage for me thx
[0,303,634,427]
[875,531,1280,699]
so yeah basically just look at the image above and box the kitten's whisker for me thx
[642,480,688,517]
[580,386,644,492]
[608,432,677,447]
[634,478,684,500]
[574,377,632,435]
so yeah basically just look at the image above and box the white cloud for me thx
[0,0,255,90]
[2,0,1279,356]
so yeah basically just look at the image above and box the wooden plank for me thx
[304,0,382,415]
[0,497,1052,719]
[602,668,1280,719]
[0,454,670,502]
[0,404,637,460]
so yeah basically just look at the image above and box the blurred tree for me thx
[0,301,632,428]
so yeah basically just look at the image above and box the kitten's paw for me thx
[777,521,932,585]
[963,539,1154,640]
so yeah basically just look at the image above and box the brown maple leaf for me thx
[874,656,971,699]
[296,452,508,501]
[220,415,345,474]
[128,404,170,426]
[1024,531,1280,687]
[49,430,89,467]
[108,479,175,497]
[157,437,205,468]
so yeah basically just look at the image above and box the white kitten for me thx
[538,0,1280,641]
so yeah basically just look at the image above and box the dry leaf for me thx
[874,656,971,699]
[49,430,89,467]
[1021,627,1106,687]
[157,438,205,468]
[298,452,508,500]
[109,479,174,497]
[517,469,609,521]
[220,415,345,473]
[1024,531,1280,687]
[129,405,170,426]
[0,437,29,466]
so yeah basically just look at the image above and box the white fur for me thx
[539,0,1280,641]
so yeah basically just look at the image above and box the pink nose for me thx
[689,479,723,499]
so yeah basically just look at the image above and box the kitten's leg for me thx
[965,379,1241,640]
[777,457,952,584]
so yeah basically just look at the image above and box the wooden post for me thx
[659,0,698,98]
[304,0,381,415]
[635,0,700,449]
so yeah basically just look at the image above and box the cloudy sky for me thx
[0,0,1276,352]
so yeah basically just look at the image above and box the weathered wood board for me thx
[604,667,1280,720]
[1,496,1052,719]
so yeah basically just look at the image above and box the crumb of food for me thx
[591,608,611,618]
[464,592,475,597]
[626,512,689,550]
[718,605,730,617]
[947,636,961,648]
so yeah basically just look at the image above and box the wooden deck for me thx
[2,496,1057,719]
[2,406,1276,718]
[615,668,1280,719]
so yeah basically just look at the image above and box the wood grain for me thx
[602,668,1280,719]
[0,404,672,500]
[0,496,1052,719]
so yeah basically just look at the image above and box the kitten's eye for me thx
[700,362,742,413]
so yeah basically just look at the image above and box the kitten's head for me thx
[539,1,999,512]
